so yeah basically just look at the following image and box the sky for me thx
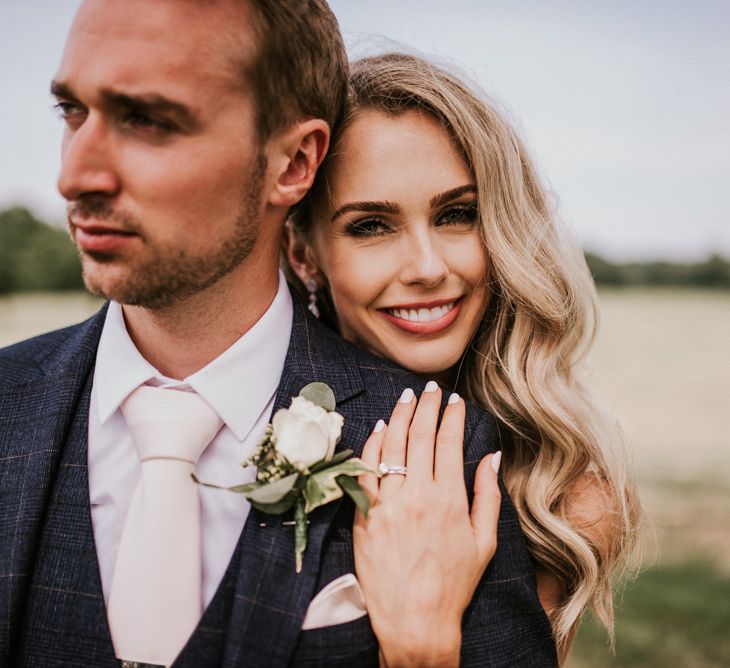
[0,1,727,261]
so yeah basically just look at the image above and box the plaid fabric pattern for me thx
[0,291,557,667]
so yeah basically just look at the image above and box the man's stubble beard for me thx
[76,155,267,310]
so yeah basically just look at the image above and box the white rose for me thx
[271,397,344,467]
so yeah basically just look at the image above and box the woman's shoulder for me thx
[565,468,622,560]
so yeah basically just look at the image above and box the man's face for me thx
[54,0,266,308]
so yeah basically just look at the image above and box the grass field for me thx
[2,288,729,665]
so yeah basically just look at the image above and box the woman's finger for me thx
[358,419,386,506]
[378,387,417,497]
[470,451,502,563]
[405,381,441,482]
[433,393,466,488]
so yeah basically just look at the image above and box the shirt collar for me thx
[94,271,293,440]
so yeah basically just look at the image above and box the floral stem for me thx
[294,497,307,573]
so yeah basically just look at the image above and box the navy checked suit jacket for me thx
[0,292,557,666]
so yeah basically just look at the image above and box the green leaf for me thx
[250,495,296,515]
[299,382,336,412]
[191,473,258,494]
[303,457,375,513]
[244,472,299,504]
[309,449,354,473]
[295,497,308,573]
[337,475,371,518]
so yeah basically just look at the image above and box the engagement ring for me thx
[378,463,407,476]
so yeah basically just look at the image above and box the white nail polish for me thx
[491,451,502,474]
[373,419,385,433]
[424,380,438,393]
[448,392,460,405]
[399,388,414,403]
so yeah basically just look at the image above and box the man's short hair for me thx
[245,0,349,139]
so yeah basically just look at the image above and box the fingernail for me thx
[448,392,460,405]
[491,451,502,474]
[399,388,415,403]
[373,419,385,433]
[424,380,438,393]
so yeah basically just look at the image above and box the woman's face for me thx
[310,109,489,377]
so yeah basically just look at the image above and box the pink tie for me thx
[108,386,222,666]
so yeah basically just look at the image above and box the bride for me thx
[287,53,640,664]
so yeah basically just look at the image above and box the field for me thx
[2,289,729,665]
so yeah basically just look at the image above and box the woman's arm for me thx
[536,472,620,663]
[353,382,502,668]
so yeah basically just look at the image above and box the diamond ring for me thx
[378,463,407,476]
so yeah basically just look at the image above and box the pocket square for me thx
[301,573,367,630]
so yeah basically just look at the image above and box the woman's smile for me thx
[379,297,462,335]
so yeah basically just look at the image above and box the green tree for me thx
[0,207,84,293]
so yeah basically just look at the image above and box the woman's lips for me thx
[379,298,463,334]
[73,223,137,253]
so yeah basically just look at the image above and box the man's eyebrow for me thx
[331,200,402,222]
[100,89,199,127]
[50,80,199,128]
[430,184,477,209]
[50,80,75,100]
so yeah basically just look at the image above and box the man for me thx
[0,1,556,666]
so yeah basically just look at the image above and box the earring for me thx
[306,278,320,318]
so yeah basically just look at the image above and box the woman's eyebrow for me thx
[331,200,401,222]
[430,184,477,208]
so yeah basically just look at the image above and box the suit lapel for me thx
[222,295,372,667]
[0,308,108,664]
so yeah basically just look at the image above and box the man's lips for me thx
[379,297,463,334]
[72,221,138,253]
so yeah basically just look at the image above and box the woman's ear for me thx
[285,221,323,286]
[267,119,329,209]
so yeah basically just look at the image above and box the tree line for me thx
[1,206,729,293]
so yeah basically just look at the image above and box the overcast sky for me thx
[1,1,727,260]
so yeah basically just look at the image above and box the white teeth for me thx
[387,301,456,323]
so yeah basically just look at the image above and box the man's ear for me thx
[267,119,329,209]
[284,221,324,286]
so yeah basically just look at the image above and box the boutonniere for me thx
[197,382,373,572]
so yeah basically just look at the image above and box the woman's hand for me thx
[353,382,502,668]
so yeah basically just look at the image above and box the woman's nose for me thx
[57,115,120,202]
[399,229,449,288]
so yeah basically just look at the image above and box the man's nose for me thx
[57,116,120,201]
[399,228,449,288]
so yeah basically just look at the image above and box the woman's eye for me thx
[344,218,391,237]
[437,203,479,226]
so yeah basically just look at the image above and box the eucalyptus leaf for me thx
[337,475,371,518]
[251,495,296,515]
[303,457,374,513]
[299,382,336,412]
[309,449,354,473]
[244,472,299,504]
[191,473,258,494]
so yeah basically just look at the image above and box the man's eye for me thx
[344,218,391,238]
[437,203,479,226]
[125,112,173,133]
[53,101,84,120]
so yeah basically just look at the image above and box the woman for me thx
[287,53,640,663]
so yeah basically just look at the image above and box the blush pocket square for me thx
[301,573,367,630]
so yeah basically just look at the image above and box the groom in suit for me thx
[0,0,556,666]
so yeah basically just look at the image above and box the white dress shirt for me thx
[89,272,293,608]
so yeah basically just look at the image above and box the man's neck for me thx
[121,263,280,380]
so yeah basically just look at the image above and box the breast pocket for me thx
[291,613,379,667]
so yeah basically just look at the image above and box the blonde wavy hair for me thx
[289,53,641,658]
